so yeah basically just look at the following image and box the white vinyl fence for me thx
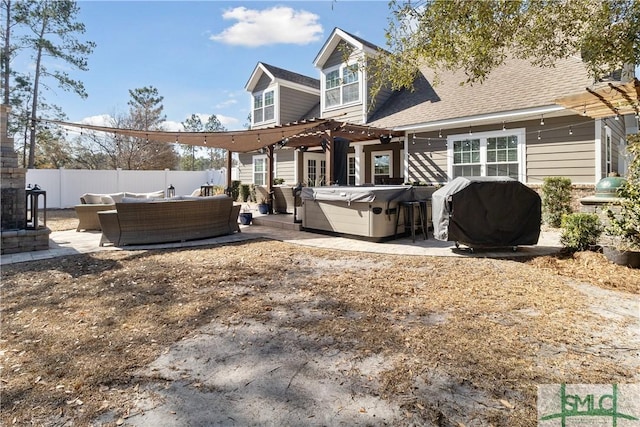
[26,168,240,209]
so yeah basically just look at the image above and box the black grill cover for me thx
[432,177,541,247]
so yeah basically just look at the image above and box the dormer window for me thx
[324,64,359,108]
[253,89,275,124]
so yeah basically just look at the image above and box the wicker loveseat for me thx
[75,190,164,231]
[98,195,240,246]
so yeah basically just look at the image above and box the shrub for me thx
[541,176,572,227]
[560,213,602,252]
[230,180,241,201]
[240,184,250,202]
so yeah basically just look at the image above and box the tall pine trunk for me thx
[27,16,47,169]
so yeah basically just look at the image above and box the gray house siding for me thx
[236,151,297,185]
[407,115,600,185]
[273,150,296,183]
[254,74,272,92]
[408,133,448,185]
[323,103,363,123]
[526,116,596,185]
[324,41,350,68]
[280,86,320,124]
[237,153,253,184]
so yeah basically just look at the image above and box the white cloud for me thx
[161,120,184,132]
[215,114,241,130]
[80,114,113,127]
[210,6,323,47]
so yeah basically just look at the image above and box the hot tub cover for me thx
[432,177,541,246]
[300,185,434,204]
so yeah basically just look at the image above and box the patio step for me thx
[251,213,302,231]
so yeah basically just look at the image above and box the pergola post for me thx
[225,149,233,198]
[267,144,274,213]
[324,130,334,185]
[295,149,304,185]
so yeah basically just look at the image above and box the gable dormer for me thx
[313,28,390,124]
[245,62,320,129]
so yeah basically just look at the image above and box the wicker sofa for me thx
[75,191,164,231]
[98,195,240,246]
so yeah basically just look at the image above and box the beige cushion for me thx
[124,190,165,199]
[81,192,124,204]
[82,193,104,204]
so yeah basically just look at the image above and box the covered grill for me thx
[432,177,541,249]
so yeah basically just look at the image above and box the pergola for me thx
[44,117,403,198]
[554,78,640,119]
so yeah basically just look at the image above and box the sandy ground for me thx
[2,210,639,426]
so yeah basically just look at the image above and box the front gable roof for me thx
[245,62,319,93]
[368,56,595,130]
[313,27,383,69]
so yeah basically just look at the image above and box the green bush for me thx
[541,176,572,227]
[230,180,241,201]
[560,213,602,252]
[240,184,250,202]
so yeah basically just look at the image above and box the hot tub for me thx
[300,185,435,241]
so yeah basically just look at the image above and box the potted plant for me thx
[602,133,640,267]
[257,198,270,214]
[238,205,253,225]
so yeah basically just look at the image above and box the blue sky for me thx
[13,1,395,131]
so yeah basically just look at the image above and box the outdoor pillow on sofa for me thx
[124,190,165,199]
[81,192,124,204]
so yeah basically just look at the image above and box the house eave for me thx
[389,105,577,132]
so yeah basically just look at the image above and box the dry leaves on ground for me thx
[1,210,638,426]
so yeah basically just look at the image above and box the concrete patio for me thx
[1,211,563,265]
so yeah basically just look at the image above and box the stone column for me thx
[1,104,50,254]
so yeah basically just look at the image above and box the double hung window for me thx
[448,129,524,181]
[325,64,360,108]
[253,156,267,185]
[253,90,274,125]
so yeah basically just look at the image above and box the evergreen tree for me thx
[12,0,95,168]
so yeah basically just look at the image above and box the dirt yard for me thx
[1,210,638,426]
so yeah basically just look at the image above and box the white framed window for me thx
[253,89,275,125]
[371,150,392,184]
[605,127,612,175]
[253,155,267,185]
[347,154,356,186]
[323,63,360,109]
[447,128,525,181]
[252,153,277,185]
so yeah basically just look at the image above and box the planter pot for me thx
[257,204,270,214]
[239,212,252,225]
[603,246,640,268]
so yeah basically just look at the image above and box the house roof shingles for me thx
[261,62,320,90]
[368,56,595,129]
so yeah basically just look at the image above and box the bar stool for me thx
[394,201,427,242]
